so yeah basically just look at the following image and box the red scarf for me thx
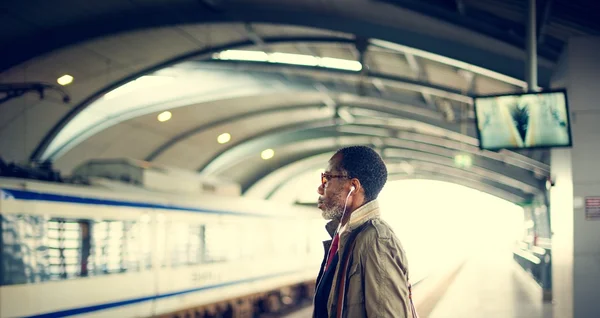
[325,233,339,271]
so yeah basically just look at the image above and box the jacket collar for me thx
[342,199,380,233]
[324,199,381,239]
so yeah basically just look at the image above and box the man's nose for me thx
[317,184,324,195]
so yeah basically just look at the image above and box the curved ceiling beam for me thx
[388,173,527,204]
[28,30,545,165]
[262,152,530,204]
[206,127,542,195]
[263,158,527,204]
[145,103,325,161]
[382,154,538,195]
[28,23,553,163]
[324,126,545,190]
[240,142,532,203]
[244,152,334,200]
[201,119,342,174]
[143,83,454,162]
[34,41,475,163]
[2,2,556,86]
[144,92,459,162]
[29,35,355,163]
[350,110,549,174]
[199,112,548,179]
[368,39,530,90]
[203,60,474,104]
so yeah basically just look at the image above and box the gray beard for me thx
[321,205,344,221]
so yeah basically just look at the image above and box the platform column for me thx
[549,36,600,318]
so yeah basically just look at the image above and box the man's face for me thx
[317,154,349,221]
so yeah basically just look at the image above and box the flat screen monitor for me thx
[473,89,572,151]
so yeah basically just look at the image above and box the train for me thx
[0,175,327,318]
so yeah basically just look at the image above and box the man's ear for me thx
[350,179,361,194]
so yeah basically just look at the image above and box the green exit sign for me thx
[454,154,472,168]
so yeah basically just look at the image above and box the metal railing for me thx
[513,243,552,301]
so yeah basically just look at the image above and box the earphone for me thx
[339,185,355,229]
[344,185,355,211]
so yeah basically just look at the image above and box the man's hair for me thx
[334,146,387,202]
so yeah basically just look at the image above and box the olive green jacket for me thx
[321,200,417,318]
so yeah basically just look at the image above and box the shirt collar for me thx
[325,218,340,238]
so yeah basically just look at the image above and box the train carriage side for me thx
[0,179,324,318]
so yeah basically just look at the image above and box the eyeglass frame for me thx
[321,172,352,188]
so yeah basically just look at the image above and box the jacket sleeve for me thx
[363,236,412,318]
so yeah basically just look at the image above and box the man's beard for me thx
[321,193,345,220]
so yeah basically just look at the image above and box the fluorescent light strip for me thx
[215,42,527,90]
[370,39,532,90]
[214,50,362,71]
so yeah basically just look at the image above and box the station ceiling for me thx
[1,0,598,204]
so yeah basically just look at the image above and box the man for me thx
[313,146,417,318]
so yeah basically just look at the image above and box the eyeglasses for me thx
[321,172,352,187]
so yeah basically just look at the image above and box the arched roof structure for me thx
[2,0,598,204]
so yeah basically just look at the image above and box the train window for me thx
[0,215,94,286]
[0,214,152,286]
[157,214,167,268]
[0,214,50,285]
[124,219,152,271]
[204,223,241,263]
[170,222,204,267]
[46,219,85,280]
[204,224,224,263]
[91,218,150,274]
[188,224,203,265]
[170,222,189,267]
[239,226,254,259]
[239,223,270,259]
[139,215,152,270]
[92,220,124,274]
[272,223,293,255]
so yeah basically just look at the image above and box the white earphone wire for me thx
[337,187,354,233]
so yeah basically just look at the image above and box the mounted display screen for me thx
[473,89,572,150]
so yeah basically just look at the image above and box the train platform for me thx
[284,244,554,318]
[428,247,553,318]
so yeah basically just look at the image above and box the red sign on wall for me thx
[585,197,600,220]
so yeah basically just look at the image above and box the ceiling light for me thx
[213,50,362,71]
[217,133,231,144]
[217,50,268,62]
[268,52,319,66]
[157,111,172,122]
[261,149,275,160]
[57,74,74,86]
[318,57,362,71]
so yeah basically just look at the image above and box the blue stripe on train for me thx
[22,270,302,318]
[0,188,275,218]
